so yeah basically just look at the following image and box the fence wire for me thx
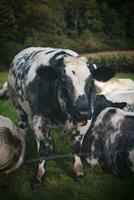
[23,148,130,164]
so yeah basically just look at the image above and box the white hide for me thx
[25,47,78,85]
[95,78,134,94]
[105,90,134,104]
[0,115,25,173]
[64,56,90,99]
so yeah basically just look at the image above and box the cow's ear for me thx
[37,65,61,81]
[92,67,115,82]
[88,63,97,73]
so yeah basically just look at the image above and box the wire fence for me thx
[23,148,130,164]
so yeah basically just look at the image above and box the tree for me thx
[0,0,17,39]
[99,1,125,38]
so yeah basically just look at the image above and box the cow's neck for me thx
[39,81,68,125]
[92,95,108,121]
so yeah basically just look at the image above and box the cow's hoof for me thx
[76,175,85,182]
[32,179,42,189]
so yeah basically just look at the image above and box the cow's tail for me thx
[4,134,25,174]
[0,81,8,98]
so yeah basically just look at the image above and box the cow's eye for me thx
[72,70,75,75]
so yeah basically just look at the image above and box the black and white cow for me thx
[82,95,134,177]
[92,63,134,112]
[8,47,115,188]
[0,115,25,173]
[105,89,134,112]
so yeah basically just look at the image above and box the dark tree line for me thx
[0,0,134,65]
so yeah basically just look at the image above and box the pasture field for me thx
[0,71,134,200]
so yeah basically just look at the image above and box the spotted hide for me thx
[82,95,134,177]
[0,115,25,174]
[8,47,115,188]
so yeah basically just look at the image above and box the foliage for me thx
[0,0,134,67]
[87,54,134,73]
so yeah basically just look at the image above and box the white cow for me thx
[0,115,25,173]
[95,78,134,94]
[105,89,134,112]
[94,73,134,112]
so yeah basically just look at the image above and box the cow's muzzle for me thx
[73,109,92,125]
[73,95,92,123]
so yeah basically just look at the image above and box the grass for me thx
[0,71,8,85]
[116,73,134,80]
[0,71,134,200]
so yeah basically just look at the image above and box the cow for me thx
[8,47,115,188]
[0,81,8,98]
[0,115,25,174]
[82,95,134,177]
[92,64,134,112]
[90,63,134,95]
[95,78,134,94]
[105,89,134,112]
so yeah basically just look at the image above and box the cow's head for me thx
[37,56,115,124]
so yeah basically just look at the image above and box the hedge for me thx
[87,54,134,73]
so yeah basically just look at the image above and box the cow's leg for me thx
[34,134,51,189]
[72,131,84,180]
[47,130,53,152]
[32,115,51,188]
[85,134,99,167]
[16,105,28,134]
[72,121,91,180]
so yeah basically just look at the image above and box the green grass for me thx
[0,71,134,200]
[116,73,134,80]
[0,71,8,85]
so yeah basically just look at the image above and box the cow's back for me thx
[9,47,78,88]
[93,108,134,176]
[8,47,78,115]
